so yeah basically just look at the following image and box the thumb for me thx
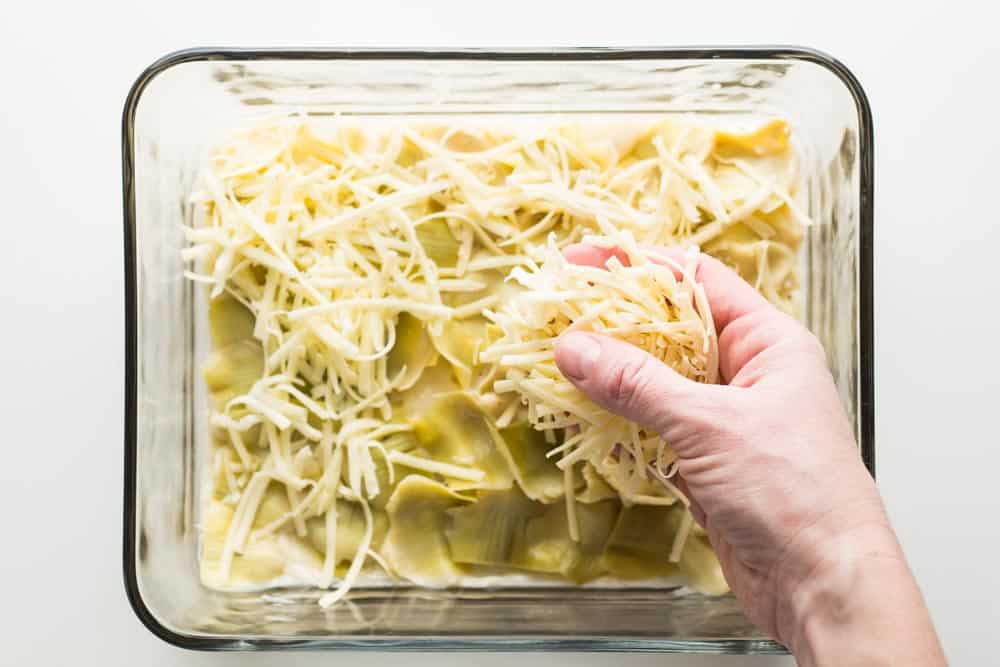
[554,331,716,443]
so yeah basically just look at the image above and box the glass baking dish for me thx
[122,47,873,652]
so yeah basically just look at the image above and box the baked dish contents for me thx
[183,115,806,606]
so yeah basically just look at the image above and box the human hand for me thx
[554,244,945,666]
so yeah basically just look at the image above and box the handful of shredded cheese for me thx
[483,233,718,496]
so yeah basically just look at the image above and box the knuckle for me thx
[786,325,827,361]
[666,387,740,451]
[802,330,827,358]
[695,252,722,275]
[607,354,656,409]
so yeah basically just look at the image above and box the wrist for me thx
[774,520,944,666]
[779,521,900,662]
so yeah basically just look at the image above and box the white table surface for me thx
[2,1,997,664]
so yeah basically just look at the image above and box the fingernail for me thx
[559,333,602,381]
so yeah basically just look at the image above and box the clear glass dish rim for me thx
[121,45,874,653]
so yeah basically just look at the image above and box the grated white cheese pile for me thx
[481,232,717,553]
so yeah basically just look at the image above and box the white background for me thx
[1,1,996,664]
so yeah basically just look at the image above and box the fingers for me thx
[657,250,774,336]
[554,331,713,438]
[562,243,630,268]
[562,241,777,336]
[561,242,807,384]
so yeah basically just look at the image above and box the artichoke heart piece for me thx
[446,489,543,567]
[679,534,730,596]
[202,339,264,409]
[201,500,233,577]
[702,220,800,314]
[625,120,714,163]
[382,475,472,587]
[203,287,263,411]
[200,498,321,589]
[513,498,620,583]
[207,293,256,347]
[602,505,684,580]
[370,442,425,511]
[713,119,790,158]
[434,271,516,388]
[391,360,461,422]
[441,269,509,308]
[306,500,389,562]
[289,126,346,165]
[430,316,493,388]
[702,224,768,278]
[387,312,439,391]
[444,487,617,583]
[760,205,804,250]
[410,392,513,491]
[252,482,292,530]
[576,463,618,503]
[394,135,425,168]
[493,422,565,503]
[416,218,460,267]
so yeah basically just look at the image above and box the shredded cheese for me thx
[483,234,718,505]
[188,115,806,603]
[387,451,487,483]
[670,510,695,563]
